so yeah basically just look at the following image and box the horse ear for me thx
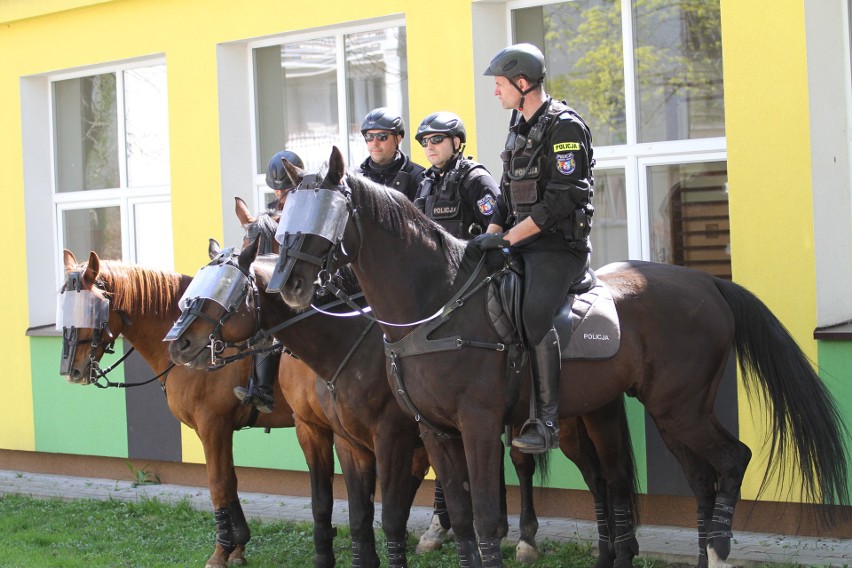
[282,159,303,189]
[208,238,221,260]
[326,146,345,186]
[234,196,254,225]
[238,234,259,272]
[84,251,101,287]
[63,249,78,271]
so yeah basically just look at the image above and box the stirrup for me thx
[511,419,558,454]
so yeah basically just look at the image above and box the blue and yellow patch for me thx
[556,153,576,176]
[477,194,496,215]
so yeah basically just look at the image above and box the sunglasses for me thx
[364,132,391,142]
[419,134,448,147]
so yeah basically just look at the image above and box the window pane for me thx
[62,206,122,261]
[648,161,729,279]
[254,39,339,173]
[133,201,173,269]
[54,73,119,192]
[345,27,410,167]
[513,1,626,146]
[590,169,629,268]
[634,0,724,142]
[124,65,170,187]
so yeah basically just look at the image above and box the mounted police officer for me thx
[233,150,305,413]
[413,112,505,238]
[476,43,595,453]
[357,107,426,201]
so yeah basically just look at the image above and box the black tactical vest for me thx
[417,156,484,239]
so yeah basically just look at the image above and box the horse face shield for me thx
[57,272,110,377]
[268,187,349,293]
[164,262,250,342]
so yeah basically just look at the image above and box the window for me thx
[252,24,408,206]
[509,0,727,273]
[51,62,173,269]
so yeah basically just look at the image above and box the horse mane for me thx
[344,170,465,267]
[89,260,185,316]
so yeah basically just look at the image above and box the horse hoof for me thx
[515,540,539,564]
[205,555,228,568]
[227,545,247,566]
[707,545,733,568]
[415,514,451,554]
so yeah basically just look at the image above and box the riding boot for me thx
[233,350,280,413]
[512,328,560,453]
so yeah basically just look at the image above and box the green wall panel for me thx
[817,340,852,499]
[232,427,341,474]
[31,336,128,457]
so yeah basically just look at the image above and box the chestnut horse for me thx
[59,250,334,568]
[270,147,849,568]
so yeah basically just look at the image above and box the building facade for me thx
[1,0,850,531]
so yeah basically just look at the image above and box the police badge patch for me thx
[556,152,576,176]
[477,195,496,215]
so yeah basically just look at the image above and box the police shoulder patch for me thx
[555,152,576,176]
[477,194,496,215]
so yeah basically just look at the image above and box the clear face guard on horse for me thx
[267,186,349,294]
[57,270,110,377]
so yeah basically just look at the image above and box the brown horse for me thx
[270,146,849,568]
[171,197,641,567]
[59,250,335,568]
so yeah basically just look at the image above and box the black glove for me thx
[472,232,510,250]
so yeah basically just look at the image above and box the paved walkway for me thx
[0,469,848,566]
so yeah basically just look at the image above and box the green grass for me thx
[0,493,805,568]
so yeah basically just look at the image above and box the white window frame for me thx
[486,0,728,263]
[246,16,407,213]
[22,55,172,329]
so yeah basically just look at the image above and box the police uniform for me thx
[500,97,594,346]
[416,154,504,239]
[357,151,426,202]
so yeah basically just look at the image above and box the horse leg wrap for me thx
[313,524,337,567]
[433,480,452,530]
[386,538,408,568]
[697,507,711,568]
[593,501,614,568]
[456,538,483,568]
[612,505,638,568]
[708,494,736,560]
[351,537,379,568]
[228,499,250,545]
[479,537,503,568]
[213,506,236,554]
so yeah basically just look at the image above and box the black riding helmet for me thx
[266,150,304,190]
[415,112,466,150]
[484,43,547,111]
[360,107,406,137]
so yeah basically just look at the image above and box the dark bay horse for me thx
[271,147,849,568]
[169,203,640,568]
[59,250,334,568]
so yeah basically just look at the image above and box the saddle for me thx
[487,254,621,360]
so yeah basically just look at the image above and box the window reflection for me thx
[124,66,170,187]
[648,162,730,279]
[514,1,626,146]
[590,169,629,268]
[62,207,122,261]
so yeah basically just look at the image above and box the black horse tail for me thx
[714,278,850,523]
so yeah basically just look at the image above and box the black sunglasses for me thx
[364,132,391,142]
[419,134,448,147]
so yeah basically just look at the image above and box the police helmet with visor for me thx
[483,43,546,84]
[360,107,406,137]
[415,112,467,147]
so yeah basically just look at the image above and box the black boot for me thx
[512,328,560,454]
[233,350,280,413]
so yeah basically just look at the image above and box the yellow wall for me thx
[0,0,479,458]
[721,0,815,500]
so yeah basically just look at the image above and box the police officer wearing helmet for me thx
[265,150,305,211]
[233,149,305,413]
[476,43,595,454]
[414,112,505,239]
[357,107,426,201]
